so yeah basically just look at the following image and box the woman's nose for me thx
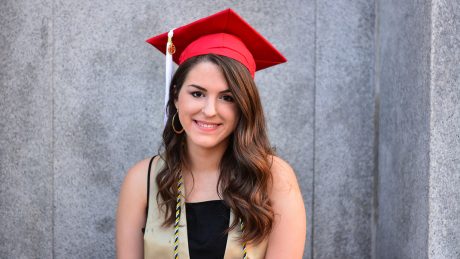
[202,99,217,117]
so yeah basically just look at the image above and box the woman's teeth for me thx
[196,121,218,128]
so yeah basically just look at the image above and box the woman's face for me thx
[175,61,240,151]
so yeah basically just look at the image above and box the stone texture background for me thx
[313,1,375,258]
[376,0,460,258]
[427,1,460,258]
[1,0,54,258]
[376,0,432,258]
[0,0,458,259]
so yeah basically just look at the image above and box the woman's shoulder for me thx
[120,156,160,197]
[269,156,297,183]
[268,155,301,197]
[126,156,157,178]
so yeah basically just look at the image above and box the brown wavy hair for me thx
[156,54,274,244]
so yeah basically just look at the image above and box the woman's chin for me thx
[185,136,229,151]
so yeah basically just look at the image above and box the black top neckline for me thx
[185,199,225,205]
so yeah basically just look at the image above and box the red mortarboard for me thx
[146,8,287,77]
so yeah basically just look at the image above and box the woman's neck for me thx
[185,140,228,175]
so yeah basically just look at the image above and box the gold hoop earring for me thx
[172,111,184,134]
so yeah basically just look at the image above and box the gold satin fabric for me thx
[143,158,268,259]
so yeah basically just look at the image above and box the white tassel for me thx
[164,29,175,125]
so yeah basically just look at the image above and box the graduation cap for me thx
[146,8,287,123]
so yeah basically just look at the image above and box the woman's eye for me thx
[191,91,204,98]
[221,95,235,102]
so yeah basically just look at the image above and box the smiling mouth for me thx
[194,120,221,129]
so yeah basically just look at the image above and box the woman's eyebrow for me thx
[187,84,207,91]
[187,84,232,94]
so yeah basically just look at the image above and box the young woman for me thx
[116,9,306,259]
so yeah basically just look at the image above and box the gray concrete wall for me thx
[376,0,432,258]
[428,1,460,258]
[52,1,161,257]
[0,0,54,258]
[314,1,375,258]
[376,0,460,258]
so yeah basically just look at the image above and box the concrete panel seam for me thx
[51,0,56,257]
[371,0,380,258]
[427,0,434,257]
[311,0,318,258]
